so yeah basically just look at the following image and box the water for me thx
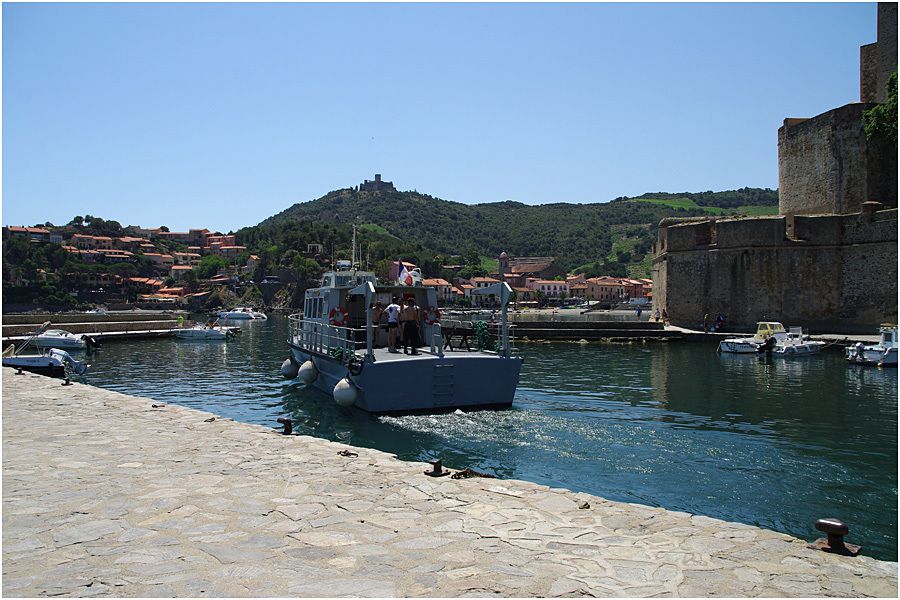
[79,315,897,561]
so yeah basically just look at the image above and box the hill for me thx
[236,186,778,280]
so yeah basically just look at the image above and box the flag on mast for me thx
[398,260,413,286]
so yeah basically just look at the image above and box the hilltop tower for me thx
[359,174,396,193]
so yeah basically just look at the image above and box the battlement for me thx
[359,173,396,193]
[658,208,896,254]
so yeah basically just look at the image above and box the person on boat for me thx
[386,297,401,353]
[636,306,642,320]
[400,297,422,355]
[370,301,385,348]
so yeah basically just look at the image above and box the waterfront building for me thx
[423,278,454,303]
[526,278,570,298]
[585,277,626,302]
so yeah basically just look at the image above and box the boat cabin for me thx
[752,322,786,341]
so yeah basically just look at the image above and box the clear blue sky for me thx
[3,2,876,233]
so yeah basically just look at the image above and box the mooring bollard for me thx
[61,377,72,386]
[276,417,292,435]
[807,518,861,556]
[424,459,450,477]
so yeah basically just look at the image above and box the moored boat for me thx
[282,245,523,413]
[718,322,787,353]
[771,327,826,357]
[217,306,267,320]
[2,322,89,378]
[847,325,898,367]
[175,324,234,341]
[31,328,88,350]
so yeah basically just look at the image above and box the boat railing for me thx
[288,314,366,359]
[438,318,518,356]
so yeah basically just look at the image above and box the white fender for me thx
[281,357,300,379]
[333,378,357,407]
[297,360,318,384]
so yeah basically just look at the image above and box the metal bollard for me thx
[424,459,450,477]
[61,377,72,386]
[807,518,861,556]
[276,417,292,435]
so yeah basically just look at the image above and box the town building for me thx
[3,226,52,242]
[525,279,570,298]
[423,278,454,303]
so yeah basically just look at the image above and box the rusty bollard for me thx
[424,459,450,477]
[807,518,861,556]
[276,417,292,435]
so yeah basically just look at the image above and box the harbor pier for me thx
[3,370,897,597]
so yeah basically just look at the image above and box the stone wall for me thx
[652,209,898,334]
[777,103,896,216]
[860,3,898,104]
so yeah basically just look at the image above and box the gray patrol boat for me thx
[282,260,523,413]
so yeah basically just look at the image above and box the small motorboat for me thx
[217,306,267,320]
[31,328,88,350]
[2,323,89,378]
[175,324,234,341]
[718,322,787,353]
[771,327,826,357]
[847,325,898,367]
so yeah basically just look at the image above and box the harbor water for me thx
[77,315,897,561]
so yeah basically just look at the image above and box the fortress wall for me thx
[654,211,898,333]
[842,208,898,244]
[790,215,843,244]
[715,217,786,249]
[665,222,710,252]
[778,103,878,216]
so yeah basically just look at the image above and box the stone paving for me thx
[3,369,897,597]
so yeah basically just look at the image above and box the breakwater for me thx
[3,369,896,597]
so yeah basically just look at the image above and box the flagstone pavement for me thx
[3,369,897,597]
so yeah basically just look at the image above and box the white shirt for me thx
[386,303,401,323]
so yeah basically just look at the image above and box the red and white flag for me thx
[398,261,413,286]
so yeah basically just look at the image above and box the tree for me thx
[198,254,228,279]
[864,71,898,146]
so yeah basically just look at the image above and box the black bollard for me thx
[807,518,861,556]
[424,459,450,477]
[276,417,292,435]
[61,377,72,386]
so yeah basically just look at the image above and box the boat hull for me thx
[718,339,761,354]
[2,357,66,378]
[32,337,86,350]
[289,345,522,413]
[848,347,898,366]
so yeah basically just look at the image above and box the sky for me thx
[2,1,877,233]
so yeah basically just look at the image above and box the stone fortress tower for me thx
[652,3,897,334]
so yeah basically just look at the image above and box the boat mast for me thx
[351,224,357,272]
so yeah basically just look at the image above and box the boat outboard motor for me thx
[49,349,88,376]
[757,336,777,354]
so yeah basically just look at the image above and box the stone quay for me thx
[3,369,897,597]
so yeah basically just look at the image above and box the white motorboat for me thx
[718,322,787,353]
[847,326,898,367]
[175,325,234,341]
[217,306,267,320]
[282,227,523,413]
[772,327,826,357]
[31,329,88,350]
[2,323,89,378]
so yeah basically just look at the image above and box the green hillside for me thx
[237,186,778,280]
